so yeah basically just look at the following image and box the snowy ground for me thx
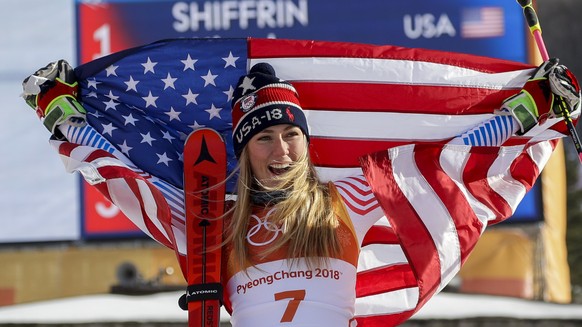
[1,291,582,324]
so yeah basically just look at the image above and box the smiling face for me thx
[246,124,307,189]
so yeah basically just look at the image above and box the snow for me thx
[0,291,582,324]
[0,292,190,324]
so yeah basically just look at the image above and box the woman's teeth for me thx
[269,163,290,175]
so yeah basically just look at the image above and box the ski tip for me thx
[185,128,225,144]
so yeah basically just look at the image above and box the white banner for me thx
[0,0,79,243]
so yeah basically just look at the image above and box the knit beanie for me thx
[231,63,309,158]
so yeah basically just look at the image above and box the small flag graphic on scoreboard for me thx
[461,7,505,39]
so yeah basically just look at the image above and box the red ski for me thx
[183,128,226,327]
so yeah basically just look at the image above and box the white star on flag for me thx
[124,76,139,92]
[162,130,175,142]
[122,113,139,126]
[182,89,199,105]
[103,99,119,110]
[181,54,197,71]
[101,122,117,136]
[105,90,120,100]
[87,78,100,89]
[143,91,159,108]
[142,57,157,74]
[205,104,222,119]
[117,140,133,155]
[201,70,218,87]
[223,52,239,68]
[140,132,156,145]
[156,152,173,166]
[223,86,234,102]
[105,65,118,76]
[162,73,177,90]
[165,107,182,121]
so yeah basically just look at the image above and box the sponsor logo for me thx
[286,107,295,121]
[188,289,218,296]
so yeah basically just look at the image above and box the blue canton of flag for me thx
[74,38,248,192]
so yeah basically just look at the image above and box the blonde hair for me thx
[225,139,341,269]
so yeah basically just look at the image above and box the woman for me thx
[222,63,378,326]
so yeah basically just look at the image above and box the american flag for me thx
[52,38,570,326]
[461,7,505,39]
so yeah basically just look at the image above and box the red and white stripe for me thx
[334,176,380,217]
[354,140,556,326]
[53,140,190,273]
[245,38,567,182]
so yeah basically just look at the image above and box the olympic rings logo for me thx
[246,208,283,246]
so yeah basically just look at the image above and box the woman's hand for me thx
[497,58,580,135]
[21,60,87,139]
